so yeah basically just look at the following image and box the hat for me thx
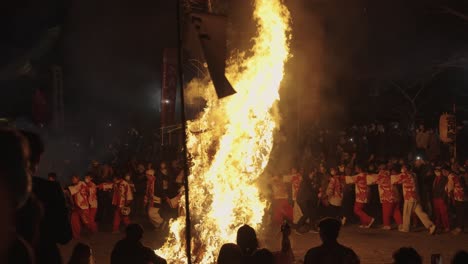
[146,169,155,176]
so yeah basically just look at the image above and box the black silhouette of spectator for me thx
[1,129,34,263]
[68,243,95,264]
[48,172,58,182]
[217,243,242,264]
[392,247,422,264]
[252,248,274,264]
[111,223,166,264]
[304,217,360,264]
[236,224,259,262]
[16,131,72,264]
[452,250,468,264]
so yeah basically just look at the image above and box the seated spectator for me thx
[236,224,259,258]
[392,247,422,264]
[304,217,360,264]
[217,243,242,264]
[111,224,166,264]
[252,248,274,264]
[68,243,95,264]
[452,250,468,264]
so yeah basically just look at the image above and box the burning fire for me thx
[157,0,291,262]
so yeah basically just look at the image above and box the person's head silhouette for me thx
[217,243,241,264]
[452,250,468,264]
[318,217,341,244]
[125,224,144,242]
[252,248,274,264]
[392,247,422,264]
[236,224,258,256]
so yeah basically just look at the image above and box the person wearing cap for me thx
[145,169,165,229]
[446,168,467,235]
[304,217,359,264]
[391,164,436,234]
[433,167,450,232]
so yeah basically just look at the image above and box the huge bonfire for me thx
[157,0,291,262]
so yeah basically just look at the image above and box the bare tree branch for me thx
[443,6,468,22]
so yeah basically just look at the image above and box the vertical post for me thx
[453,103,457,160]
[176,0,192,263]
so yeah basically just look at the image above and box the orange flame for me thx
[157,0,291,262]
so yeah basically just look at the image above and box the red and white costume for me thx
[326,176,344,206]
[85,180,98,233]
[447,173,467,230]
[447,173,467,202]
[345,173,373,226]
[111,179,133,232]
[271,176,293,225]
[289,172,303,223]
[368,171,402,227]
[68,181,91,239]
[391,172,434,232]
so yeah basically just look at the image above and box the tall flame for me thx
[157,0,291,262]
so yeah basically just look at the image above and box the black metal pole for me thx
[176,0,192,263]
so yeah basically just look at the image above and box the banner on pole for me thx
[161,48,178,127]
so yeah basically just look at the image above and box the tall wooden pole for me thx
[176,0,192,263]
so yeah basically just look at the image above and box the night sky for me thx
[2,0,468,129]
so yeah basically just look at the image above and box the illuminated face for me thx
[84,176,92,183]
[137,164,145,173]
[291,168,297,174]
[72,176,79,185]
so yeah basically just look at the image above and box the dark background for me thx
[1,0,468,171]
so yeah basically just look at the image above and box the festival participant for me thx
[433,167,450,232]
[447,169,467,235]
[270,174,293,226]
[110,175,133,233]
[84,174,98,233]
[290,167,303,225]
[145,169,164,229]
[326,167,345,224]
[367,165,402,230]
[344,164,375,228]
[296,169,320,231]
[69,175,91,239]
[133,164,147,216]
[391,164,436,234]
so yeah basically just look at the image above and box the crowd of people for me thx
[0,128,170,263]
[58,158,184,239]
[217,218,468,264]
[1,121,468,263]
[269,124,468,237]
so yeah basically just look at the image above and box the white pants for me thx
[148,207,164,227]
[402,200,434,232]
